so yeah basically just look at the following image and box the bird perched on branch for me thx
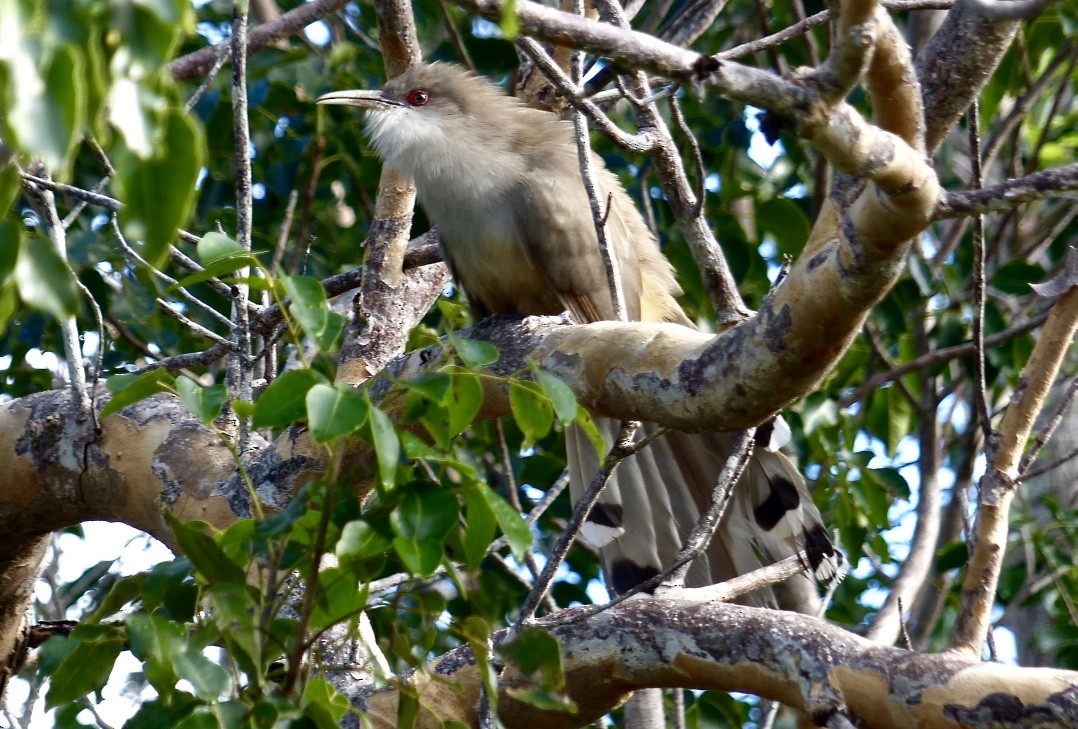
[319,62,840,607]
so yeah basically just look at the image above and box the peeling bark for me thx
[345,598,1078,729]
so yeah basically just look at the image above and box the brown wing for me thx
[514,143,644,324]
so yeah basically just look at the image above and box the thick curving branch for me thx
[347,597,1078,729]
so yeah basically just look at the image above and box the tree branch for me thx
[950,279,1078,656]
[933,164,1078,220]
[334,0,427,388]
[168,0,351,80]
[349,597,1078,729]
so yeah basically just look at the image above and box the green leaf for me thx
[369,405,400,489]
[991,260,1046,296]
[171,251,260,291]
[304,677,350,727]
[126,699,199,729]
[480,488,532,562]
[337,520,391,560]
[460,617,500,719]
[101,369,175,419]
[400,431,442,460]
[106,77,157,159]
[757,198,811,256]
[853,471,897,527]
[498,626,564,677]
[865,385,912,456]
[196,231,244,264]
[801,392,839,434]
[306,383,369,443]
[405,372,452,404]
[392,536,443,576]
[497,627,575,714]
[500,0,519,38]
[14,237,79,320]
[173,645,232,699]
[139,558,197,620]
[257,489,309,537]
[391,486,458,575]
[117,108,204,266]
[89,572,145,622]
[510,381,553,449]
[391,487,458,541]
[172,706,228,729]
[446,371,484,436]
[535,369,577,425]
[108,1,186,75]
[282,274,345,351]
[204,584,260,677]
[32,44,86,173]
[461,486,497,570]
[310,566,368,631]
[0,285,15,334]
[935,540,969,572]
[176,375,227,425]
[0,220,19,289]
[253,369,327,429]
[419,401,452,450]
[885,386,913,455]
[0,162,20,221]
[46,632,124,706]
[449,333,499,368]
[165,512,246,586]
[572,407,607,462]
[866,467,911,500]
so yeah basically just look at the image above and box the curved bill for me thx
[315,90,402,109]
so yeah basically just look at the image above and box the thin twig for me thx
[229,0,255,455]
[185,42,232,111]
[514,421,646,629]
[1019,376,1078,476]
[658,429,755,589]
[22,170,92,418]
[169,0,352,79]
[436,0,476,71]
[897,596,913,649]
[21,170,247,305]
[567,20,627,322]
[932,164,1078,220]
[109,216,235,330]
[125,342,233,374]
[22,174,121,212]
[968,102,994,446]
[594,0,752,325]
[73,276,105,416]
[1021,443,1078,481]
[666,93,705,220]
[540,551,821,628]
[838,309,1051,407]
[515,38,654,154]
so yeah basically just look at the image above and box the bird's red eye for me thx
[406,89,430,106]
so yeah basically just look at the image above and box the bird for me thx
[318,62,840,607]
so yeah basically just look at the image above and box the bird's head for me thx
[317,63,517,179]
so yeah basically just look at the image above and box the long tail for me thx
[566,418,842,610]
